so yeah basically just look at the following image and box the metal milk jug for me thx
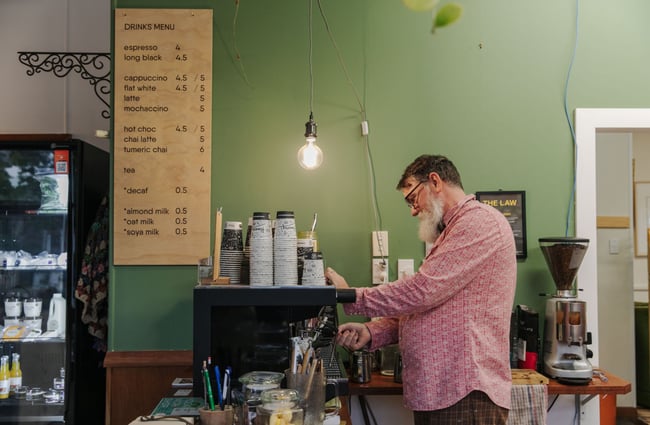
[350,350,372,383]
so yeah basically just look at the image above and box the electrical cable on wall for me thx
[315,0,386,259]
[561,5,584,422]
[562,0,581,238]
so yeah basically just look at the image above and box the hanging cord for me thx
[315,0,384,235]
[562,0,580,237]
[309,0,315,115]
[231,0,252,87]
[364,121,384,239]
[316,0,364,113]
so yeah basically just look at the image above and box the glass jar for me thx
[239,371,284,401]
[256,389,303,425]
[238,371,285,423]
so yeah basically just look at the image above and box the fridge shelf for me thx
[0,210,67,217]
[1,335,65,343]
[0,398,64,424]
[0,266,66,271]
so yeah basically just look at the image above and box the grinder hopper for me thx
[539,237,589,296]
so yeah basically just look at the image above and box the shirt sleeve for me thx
[344,202,513,319]
[365,317,399,350]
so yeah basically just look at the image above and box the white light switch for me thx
[397,259,414,279]
[609,239,619,255]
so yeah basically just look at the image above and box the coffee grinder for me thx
[539,237,593,384]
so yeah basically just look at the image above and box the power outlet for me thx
[372,231,389,257]
[372,258,389,284]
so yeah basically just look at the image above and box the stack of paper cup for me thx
[273,211,298,286]
[297,238,313,284]
[219,221,244,284]
[249,212,273,286]
[302,251,325,286]
[240,217,253,285]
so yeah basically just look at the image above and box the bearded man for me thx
[326,154,517,425]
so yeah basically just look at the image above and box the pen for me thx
[202,361,215,411]
[214,365,224,410]
[223,366,231,406]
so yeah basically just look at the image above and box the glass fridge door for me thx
[0,148,69,423]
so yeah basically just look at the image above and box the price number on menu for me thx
[175,206,189,235]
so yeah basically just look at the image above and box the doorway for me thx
[575,108,650,413]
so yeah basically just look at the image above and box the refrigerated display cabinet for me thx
[0,134,108,424]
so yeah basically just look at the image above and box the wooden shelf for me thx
[348,368,631,397]
[547,369,631,395]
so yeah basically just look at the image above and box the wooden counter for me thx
[547,369,631,395]
[347,369,631,425]
[547,369,631,425]
[348,369,630,397]
[348,372,403,396]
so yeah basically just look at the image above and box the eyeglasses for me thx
[404,180,426,209]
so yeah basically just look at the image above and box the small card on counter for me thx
[151,397,204,416]
[129,416,196,425]
[172,377,193,388]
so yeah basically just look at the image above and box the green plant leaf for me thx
[432,3,463,32]
[402,0,439,12]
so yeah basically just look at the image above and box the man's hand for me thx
[325,267,349,289]
[336,322,371,351]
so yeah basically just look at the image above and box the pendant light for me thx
[297,0,323,170]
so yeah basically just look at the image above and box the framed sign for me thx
[476,190,527,259]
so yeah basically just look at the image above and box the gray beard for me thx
[418,195,444,244]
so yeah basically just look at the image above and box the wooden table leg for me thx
[599,394,616,425]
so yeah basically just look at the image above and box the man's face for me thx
[401,176,445,243]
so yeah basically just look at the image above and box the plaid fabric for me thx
[412,391,509,425]
[506,385,547,425]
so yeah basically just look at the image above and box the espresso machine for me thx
[540,237,593,384]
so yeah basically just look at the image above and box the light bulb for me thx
[298,113,323,169]
[297,139,323,170]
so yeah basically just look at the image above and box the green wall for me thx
[109,0,650,350]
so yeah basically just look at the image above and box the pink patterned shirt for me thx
[344,195,517,411]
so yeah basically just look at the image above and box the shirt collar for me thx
[441,194,475,228]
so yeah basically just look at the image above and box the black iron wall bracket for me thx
[17,52,111,119]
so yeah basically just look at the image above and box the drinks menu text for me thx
[113,9,212,265]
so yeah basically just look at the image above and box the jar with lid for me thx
[238,371,285,424]
[256,388,303,425]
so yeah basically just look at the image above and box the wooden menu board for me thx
[113,9,212,265]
